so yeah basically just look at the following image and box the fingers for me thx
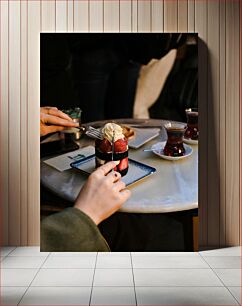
[113,180,126,192]
[119,189,131,202]
[40,107,77,122]
[106,171,121,183]
[44,125,66,135]
[43,113,79,128]
[40,106,58,114]
[47,108,74,122]
[95,161,117,176]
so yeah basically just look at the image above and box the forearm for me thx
[41,207,110,252]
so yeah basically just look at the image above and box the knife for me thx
[128,125,162,129]
[111,131,115,161]
[111,131,115,171]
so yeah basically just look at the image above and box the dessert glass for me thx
[95,124,129,176]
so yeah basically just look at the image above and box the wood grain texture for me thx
[219,0,226,247]
[207,0,220,246]
[131,0,138,32]
[120,0,132,32]
[41,0,56,32]
[225,0,240,246]
[74,0,88,32]
[67,0,74,32]
[164,0,178,32]
[104,0,119,32]
[241,0,242,248]
[188,0,195,32]
[137,0,151,32]
[27,1,40,245]
[0,0,9,245]
[90,0,103,32]
[56,0,67,32]
[178,0,188,32]
[195,0,208,247]
[20,0,28,245]
[8,0,21,245]
[151,0,164,32]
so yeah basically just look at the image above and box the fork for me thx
[78,126,103,140]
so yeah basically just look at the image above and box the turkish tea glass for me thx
[184,108,198,141]
[164,122,186,157]
[61,107,82,140]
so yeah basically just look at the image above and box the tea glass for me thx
[163,122,186,157]
[61,107,82,140]
[184,108,198,141]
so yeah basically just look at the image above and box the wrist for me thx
[74,203,101,225]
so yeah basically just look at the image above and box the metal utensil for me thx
[111,131,115,172]
[111,131,115,161]
[143,148,162,152]
[128,125,162,129]
[77,126,103,140]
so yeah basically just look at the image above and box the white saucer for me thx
[151,141,193,161]
[183,138,198,145]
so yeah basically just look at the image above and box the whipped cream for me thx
[102,123,124,143]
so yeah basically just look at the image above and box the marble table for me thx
[41,119,198,214]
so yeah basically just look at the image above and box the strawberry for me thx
[118,157,128,171]
[114,138,128,153]
[98,138,112,153]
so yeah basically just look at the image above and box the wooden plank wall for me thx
[0,0,240,247]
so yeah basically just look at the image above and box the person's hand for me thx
[40,106,79,136]
[74,161,131,225]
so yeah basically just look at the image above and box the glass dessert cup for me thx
[163,122,186,157]
[95,138,129,177]
[184,108,198,141]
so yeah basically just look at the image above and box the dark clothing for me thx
[41,207,110,252]
[41,207,195,252]
[149,44,198,122]
[40,33,188,122]
[99,210,196,251]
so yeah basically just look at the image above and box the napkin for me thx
[129,128,160,149]
[43,146,95,172]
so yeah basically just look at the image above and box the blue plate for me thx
[70,154,156,186]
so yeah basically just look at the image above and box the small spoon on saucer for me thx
[143,148,162,152]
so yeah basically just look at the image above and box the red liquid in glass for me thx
[184,111,198,140]
[164,127,185,157]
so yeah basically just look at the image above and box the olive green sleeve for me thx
[41,207,110,252]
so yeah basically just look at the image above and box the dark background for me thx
[40,33,198,123]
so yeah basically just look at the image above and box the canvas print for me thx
[40,33,198,252]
